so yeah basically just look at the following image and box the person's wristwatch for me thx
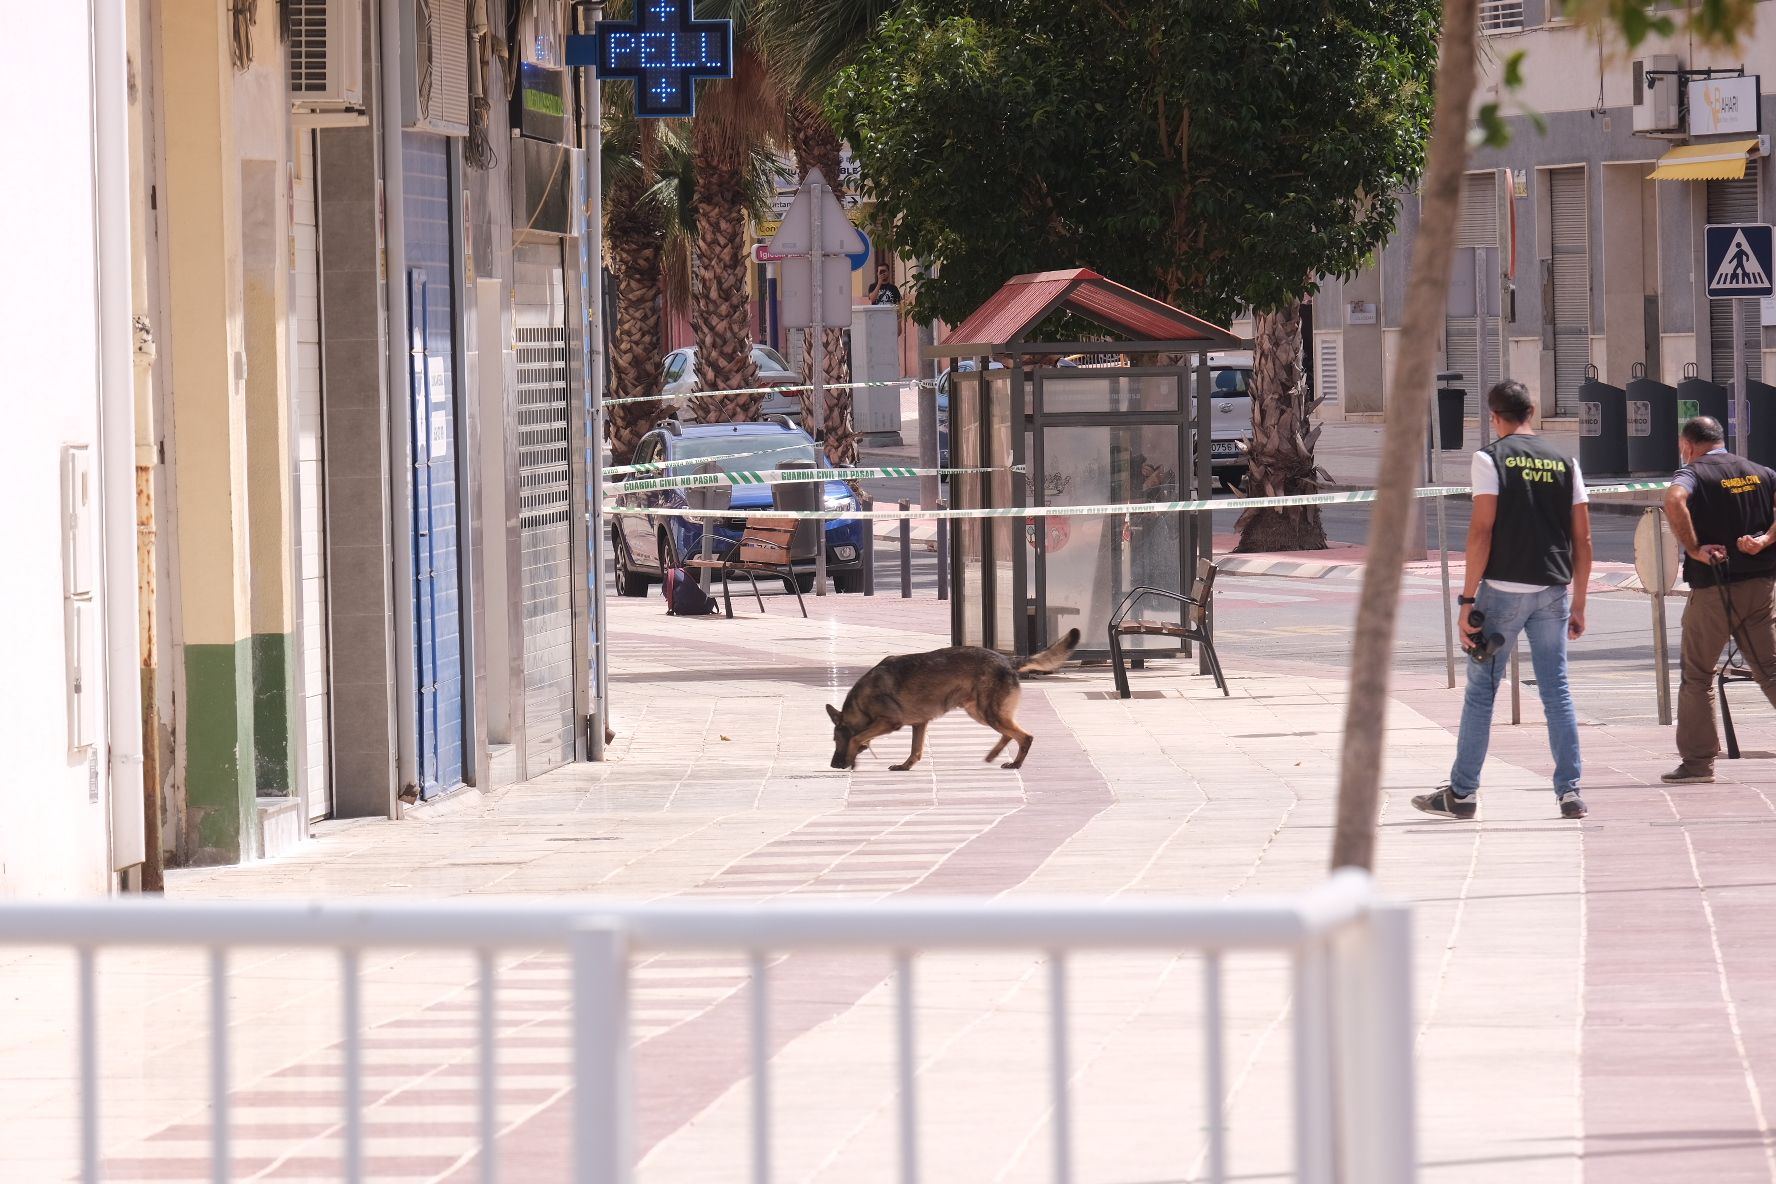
[1457,595,1477,606]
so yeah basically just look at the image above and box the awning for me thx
[1648,139,1762,181]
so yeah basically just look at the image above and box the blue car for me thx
[934,359,1006,468]
[610,419,868,596]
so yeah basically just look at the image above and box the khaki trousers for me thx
[1677,574,1776,767]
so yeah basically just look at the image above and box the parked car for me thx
[1200,350,1254,490]
[659,344,805,425]
[610,419,867,596]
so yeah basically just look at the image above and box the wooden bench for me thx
[1106,563,1227,698]
[685,517,808,619]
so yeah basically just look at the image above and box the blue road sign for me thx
[565,0,733,119]
[849,228,871,272]
[1705,222,1774,299]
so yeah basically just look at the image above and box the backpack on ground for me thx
[662,568,719,616]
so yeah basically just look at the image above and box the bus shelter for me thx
[924,269,1242,658]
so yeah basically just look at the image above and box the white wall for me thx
[0,5,117,896]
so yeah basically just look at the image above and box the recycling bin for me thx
[1676,372,1730,431]
[1625,368,1678,475]
[1577,368,1628,477]
[1435,387,1465,450]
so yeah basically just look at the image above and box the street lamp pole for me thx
[578,0,609,759]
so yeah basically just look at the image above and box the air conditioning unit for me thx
[402,0,471,137]
[288,0,365,117]
[1632,54,1682,134]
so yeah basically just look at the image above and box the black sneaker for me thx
[1412,786,1477,820]
[1660,765,1714,784]
[1559,791,1587,819]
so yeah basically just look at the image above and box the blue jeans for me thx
[1449,583,1582,800]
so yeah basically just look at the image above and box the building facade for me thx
[1312,9,1776,423]
[1,0,605,894]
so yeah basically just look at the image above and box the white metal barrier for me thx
[0,868,1415,1183]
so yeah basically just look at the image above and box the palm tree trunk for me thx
[1330,0,1480,871]
[1235,303,1326,551]
[790,99,857,463]
[691,123,762,420]
[606,168,665,465]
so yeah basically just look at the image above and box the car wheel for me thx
[833,569,865,594]
[795,573,816,594]
[659,529,682,572]
[612,527,649,597]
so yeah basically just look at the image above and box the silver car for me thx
[660,344,805,424]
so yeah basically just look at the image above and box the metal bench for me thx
[1107,563,1227,698]
[686,517,808,619]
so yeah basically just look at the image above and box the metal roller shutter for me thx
[514,243,576,778]
[1447,172,1504,415]
[404,133,466,798]
[1549,167,1592,417]
[293,130,333,822]
[1708,164,1763,386]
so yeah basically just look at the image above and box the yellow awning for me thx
[1649,139,1761,181]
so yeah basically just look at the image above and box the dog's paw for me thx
[1001,761,1024,770]
[889,762,913,771]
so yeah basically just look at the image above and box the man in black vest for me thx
[1661,416,1776,783]
[1414,380,1593,821]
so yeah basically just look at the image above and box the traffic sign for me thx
[565,0,732,119]
[1705,222,1774,299]
[849,228,871,272]
[766,169,865,257]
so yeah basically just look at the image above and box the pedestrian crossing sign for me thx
[1705,223,1774,298]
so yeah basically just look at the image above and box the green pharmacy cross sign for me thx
[566,0,733,118]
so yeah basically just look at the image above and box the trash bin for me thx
[1676,366,1730,431]
[1626,365,1678,475]
[1748,381,1776,469]
[1435,387,1465,451]
[775,460,821,562]
[1578,366,1628,477]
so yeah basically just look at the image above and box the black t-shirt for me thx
[870,282,902,306]
[1676,449,1776,587]
[1480,433,1577,587]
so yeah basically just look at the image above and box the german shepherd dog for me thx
[826,629,1081,771]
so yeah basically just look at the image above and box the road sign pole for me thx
[812,174,829,596]
[1734,297,1748,454]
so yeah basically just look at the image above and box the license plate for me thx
[1210,441,1239,458]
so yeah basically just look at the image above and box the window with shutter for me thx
[1548,167,1592,418]
[1480,0,1525,33]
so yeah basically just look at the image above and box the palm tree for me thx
[602,105,669,466]
[1235,302,1329,550]
[787,97,859,463]
[688,30,788,422]
[757,0,896,464]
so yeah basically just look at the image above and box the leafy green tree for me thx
[828,0,1440,548]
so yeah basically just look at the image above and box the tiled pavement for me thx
[3,589,1776,1181]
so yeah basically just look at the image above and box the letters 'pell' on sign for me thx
[565,0,734,118]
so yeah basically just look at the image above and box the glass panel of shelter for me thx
[1027,367,1194,658]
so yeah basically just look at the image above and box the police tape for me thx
[602,480,1673,522]
[604,463,1023,495]
[602,444,806,477]
[602,377,927,409]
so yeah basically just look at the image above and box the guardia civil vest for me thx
[1480,433,1576,587]
[1680,450,1776,588]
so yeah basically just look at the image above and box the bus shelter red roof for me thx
[933,269,1237,355]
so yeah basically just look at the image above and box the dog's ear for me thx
[825,703,841,724]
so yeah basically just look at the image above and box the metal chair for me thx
[1107,563,1227,698]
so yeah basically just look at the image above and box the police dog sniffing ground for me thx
[826,629,1081,771]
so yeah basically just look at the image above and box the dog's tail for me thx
[1018,628,1081,675]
